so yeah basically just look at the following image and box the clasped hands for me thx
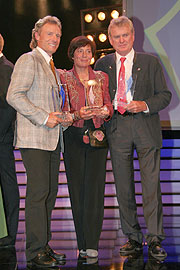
[79,105,110,120]
[46,112,73,128]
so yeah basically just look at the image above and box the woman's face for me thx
[73,44,93,68]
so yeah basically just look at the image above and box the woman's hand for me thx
[95,105,110,119]
[79,106,96,120]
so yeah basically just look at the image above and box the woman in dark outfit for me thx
[60,36,113,258]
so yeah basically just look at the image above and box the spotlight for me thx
[111,10,119,19]
[100,52,106,58]
[98,33,107,42]
[97,11,106,21]
[87,34,94,41]
[84,13,93,23]
[90,57,95,65]
[80,4,122,52]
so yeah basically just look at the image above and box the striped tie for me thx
[117,57,126,114]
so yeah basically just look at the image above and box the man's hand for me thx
[46,112,73,128]
[45,112,63,128]
[60,112,73,127]
[125,101,148,113]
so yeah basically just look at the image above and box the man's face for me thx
[35,23,61,56]
[109,24,134,56]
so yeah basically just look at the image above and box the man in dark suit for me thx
[0,33,19,248]
[94,16,171,261]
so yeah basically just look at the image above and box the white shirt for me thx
[36,46,52,65]
[114,49,134,110]
[0,52,3,58]
[114,48,149,113]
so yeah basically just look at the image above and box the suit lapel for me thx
[0,56,3,65]
[32,49,62,110]
[132,52,142,100]
[108,54,116,87]
[32,49,57,88]
[107,54,117,99]
[0,55,6,66]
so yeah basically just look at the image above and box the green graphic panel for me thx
[145,0,180,98]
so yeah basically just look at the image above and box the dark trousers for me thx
[20,141,61,261]
[63,126,107,250]
[0,143,19,243]
[106,113,165,245]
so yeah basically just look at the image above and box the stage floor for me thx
[1,136,179,269]
[1,242,180,270]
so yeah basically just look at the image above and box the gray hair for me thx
[108,16,134,37]
[30,15,62,50]
[0,33,4,52]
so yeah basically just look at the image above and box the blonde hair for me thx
[29,15,62,50]
[108,16,134,37]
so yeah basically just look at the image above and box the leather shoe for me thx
[86,249,98,258]
[145,254,167,269]
[123,252,144,270]
[79,249,87,257]
[27,251,58,267]
[46,244,66,261]
[26,266,59,270]
[120,239,143,255]
[148,242,167,261]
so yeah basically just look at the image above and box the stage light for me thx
[100,52,106,58]
[80,4,123,53]
[90,57,95,65]
[87,35,94,41]
[97,11,106,21]
[98,33,107,43]
[111,10,119,19]
[84,13,93,23]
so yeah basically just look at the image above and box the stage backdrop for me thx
[125,0,180,130]
[0,0,179,129]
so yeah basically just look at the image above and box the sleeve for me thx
[144,57,172,114]
[0,64,16,139]
[101,72,114,118]
[6,53,49,126]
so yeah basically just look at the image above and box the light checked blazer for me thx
[7,48,64,151]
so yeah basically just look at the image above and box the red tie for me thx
[117,57,126,114]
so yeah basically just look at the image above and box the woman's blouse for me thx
[59,65,113,128]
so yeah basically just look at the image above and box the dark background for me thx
[0,0,120,69]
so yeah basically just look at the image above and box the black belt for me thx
[114,110,134,117]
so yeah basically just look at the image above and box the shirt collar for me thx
[116,48,134,64]
[0,52,3,58]
[36,46,51,64]
[72,65,95,80]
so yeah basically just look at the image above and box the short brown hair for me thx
[29,15,62,50]
[0,34,4,52]
[68,36,96,62]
